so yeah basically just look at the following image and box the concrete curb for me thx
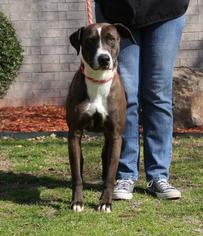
[173,132,203,138]
[0,131,202,139]
[0,131,68,139]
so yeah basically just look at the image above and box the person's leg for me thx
[94,1,141,199]
[141,16,185,198]
[112,32,141,199]
[116,35,141,182]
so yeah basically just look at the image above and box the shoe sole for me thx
[148,189,181,199]
[112,192,133,200]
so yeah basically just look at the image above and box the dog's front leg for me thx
[98,134,122,213]
[68,131,84,212]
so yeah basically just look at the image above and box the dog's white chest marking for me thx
[81,58,115,120]
[85,79,112,120]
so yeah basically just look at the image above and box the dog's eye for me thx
[107,38,116,47]
[86,37,97,45]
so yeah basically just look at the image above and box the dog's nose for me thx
[98,54,110,67]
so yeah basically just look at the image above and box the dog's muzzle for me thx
[98,54,111,69]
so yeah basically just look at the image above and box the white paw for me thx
[98,204,112,213]
[72,204,84,212]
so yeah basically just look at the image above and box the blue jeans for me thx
[94,1,185,182]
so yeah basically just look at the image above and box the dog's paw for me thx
[98,204,112,213]
[71,202,84,212]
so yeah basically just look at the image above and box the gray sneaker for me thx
[112,179,134,200]
[147,179,181,199]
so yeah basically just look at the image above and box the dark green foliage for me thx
[0,11,23,98]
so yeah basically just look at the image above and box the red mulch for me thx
[175,127,203,134]
[0,106,68,132]
[0,106,202,133]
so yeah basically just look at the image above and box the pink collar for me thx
[80,63,114,84]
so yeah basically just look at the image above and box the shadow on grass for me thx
[0,171,103,208]
[135,186,147,195]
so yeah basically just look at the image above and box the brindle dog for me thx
[67,23,135,212]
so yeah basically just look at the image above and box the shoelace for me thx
[148,179,175,190]
[116,180,133,190]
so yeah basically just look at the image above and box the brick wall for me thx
[0,0,202,107]
[177,0,203,68]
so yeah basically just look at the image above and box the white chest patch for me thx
[85,79,112,120]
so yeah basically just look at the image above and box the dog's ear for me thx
[114,23,136,44]
[69,27,85,55]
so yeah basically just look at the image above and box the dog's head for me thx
[69,23,136,70]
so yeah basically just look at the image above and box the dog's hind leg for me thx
[68,130,84,212]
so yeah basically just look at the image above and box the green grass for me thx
[0,136,202,236]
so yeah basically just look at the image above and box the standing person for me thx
[94,0,190,200]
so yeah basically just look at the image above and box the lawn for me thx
[0,135,202,236]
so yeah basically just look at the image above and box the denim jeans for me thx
[94,1,185,181]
